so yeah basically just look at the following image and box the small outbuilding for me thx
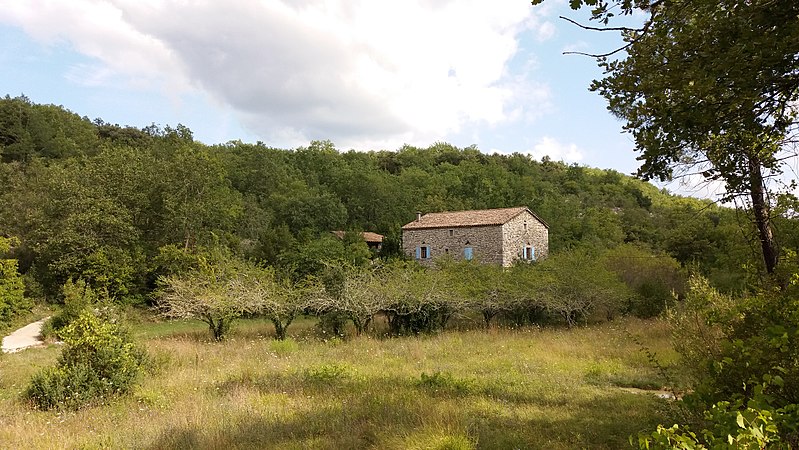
[401,206,548,267]
[331,231,384,251]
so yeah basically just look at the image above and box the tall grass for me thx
[0,317,678,449]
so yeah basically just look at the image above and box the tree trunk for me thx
[748,157,778,274]
[482,310,496,329]
[272,320,286,340]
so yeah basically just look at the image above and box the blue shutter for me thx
[464,247,473,260]
[426,246,431,259]
[415,247,421,259]
[530,246,536,261]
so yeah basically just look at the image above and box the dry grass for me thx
[0,317,679,449]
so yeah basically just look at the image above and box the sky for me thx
[0,0,653,178]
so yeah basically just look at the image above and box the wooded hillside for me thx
[1,95,794,302]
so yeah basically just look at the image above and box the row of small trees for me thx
[156,244,685,340]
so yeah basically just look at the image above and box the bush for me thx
[41,278,103,340]
[601,244,686,318]
[639,273,799,447]
[0,237,31,326]
[25,310,147,410]
[535,249,633,326]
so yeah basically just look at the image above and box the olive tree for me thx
[157,255,264,341]
[381,262,459,335]
[536,249,632,326]
[253,270,317,340]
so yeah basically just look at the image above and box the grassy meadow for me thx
[0,317,680,449]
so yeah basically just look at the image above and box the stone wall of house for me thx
[501,211,549,265]
[402,225,504,266]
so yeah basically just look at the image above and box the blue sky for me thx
[0,1,648,176]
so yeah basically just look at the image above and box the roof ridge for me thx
[402,206,546,230]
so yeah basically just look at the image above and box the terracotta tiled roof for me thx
[361,232,384,243]
[331,231,384,243]
[402,206,548,230]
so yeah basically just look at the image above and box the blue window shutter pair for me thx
[464,247,473,260]
[416,246,431,259]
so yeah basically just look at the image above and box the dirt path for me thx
[2,318,48,353]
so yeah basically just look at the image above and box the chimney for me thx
[416,211,422,222]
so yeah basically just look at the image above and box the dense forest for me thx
[1,94,796,307]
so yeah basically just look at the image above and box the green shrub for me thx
[601,244,686,318]
[670,274,799,408]
[269,338,299,356]
[25,309,147,410]
[386,304,450,335]
[535,249,633,326]
[0,237,31,326]
[639,273,799,447]
[417,371,473,396]
[42,278,103,340]
[302,363,352,384]
[635,392,799,449]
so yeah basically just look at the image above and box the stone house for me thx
[401,206,549,267]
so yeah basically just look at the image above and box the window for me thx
[416,245,431,259]
[464,247,473,261]
[522,245,535,261]
[448,229,454,237]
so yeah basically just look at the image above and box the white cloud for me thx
[535,21,556,42]
[64,63,117,87]
[0,0,554,148]
[489,136,584,163]
[0,1,187,91]
[527,136,584,162]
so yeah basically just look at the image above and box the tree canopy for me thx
[534,0,799,274]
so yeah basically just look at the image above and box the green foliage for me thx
[535,248,633,326]
[641,273,799,447]
[25,309,147,410]
[42,278,105,340]
[635,388,799,449]
[417,371,473,396]
[669,274,799,408]
[382,262,453,335]
[313,264,386,336]
[302,363,353,384]
[156,252,267,341]
[0,96,774,306]
[544,0,799,274]
[261,276,306,341]
[0,236,30,325]
[602,245,686,318]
